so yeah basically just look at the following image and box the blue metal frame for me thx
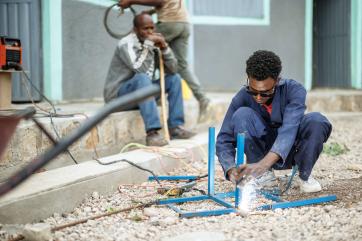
[257,195,337,210]
[148,175,199,181]
[152,127,337,218]
[235,133,245,208]
[155,127,238,218]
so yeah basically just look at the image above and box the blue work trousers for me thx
[117,73,184,132]
[231,107,332,180]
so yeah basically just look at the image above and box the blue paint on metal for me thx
[214,191,235,199]
[148,175,198,181]
[208,127,215,195]
[155,127,337,218]
[166,204,183,214]
[180,208,236,218]
[157,195,209,205]
[258,190,283,202]
[236,133,245,166]
[256,195,337,210]
[235,133,245,208]
[210,196,234,208]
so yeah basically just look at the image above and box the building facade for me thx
[0,0,361,101]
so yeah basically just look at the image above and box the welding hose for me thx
[0,85,160,197]
[104,3,136,39]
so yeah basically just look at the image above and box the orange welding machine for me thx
[0,36,22,70]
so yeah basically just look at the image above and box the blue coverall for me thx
[216,79,332,181]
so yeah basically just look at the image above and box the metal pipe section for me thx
[235,132,245,208]
[0,85,160,197]
[208,127,215,195]
[256,195,337,210]
[148,175,199,181]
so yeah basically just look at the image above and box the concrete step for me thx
[0,94,230,181]
[0,131,210,224]
[307,89,362,112]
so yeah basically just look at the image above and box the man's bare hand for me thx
[227,166,244,184]
[118,0,131,9]
[238,163,269,180]
[227,162,270,184]
[147,33,168,50]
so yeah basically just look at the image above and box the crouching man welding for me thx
[104,13,195,146]
[216,50,332,193]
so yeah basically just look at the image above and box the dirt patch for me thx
[284,177,362,208]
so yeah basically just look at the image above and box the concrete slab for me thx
[0,94,229,181]
[0,131,210,224]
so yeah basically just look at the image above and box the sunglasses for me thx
[245,86,275,98]
[245,78,277,98]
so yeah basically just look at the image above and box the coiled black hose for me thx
[103,3,137,39]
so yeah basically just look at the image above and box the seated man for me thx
[104,13,195,146]
[216,50,332,193]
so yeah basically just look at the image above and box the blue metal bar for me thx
[258,190,283,202]
[157,195,209,205]
[208,127,215,195]
[210,196,234,208]
[214,191,235,199]
[148,175,198,181]
[235,133,245,208]
[256,195,337,210]
[166,204,183,214]
[180,208,236,218]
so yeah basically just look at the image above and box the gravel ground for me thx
[2,113,362,241]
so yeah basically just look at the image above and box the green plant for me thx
[323,142,349,156]
[106,206,115,212]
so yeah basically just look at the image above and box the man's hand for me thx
[147,33,168,50]
[227,166,244,184]
[118,0,131,9]
[227,162,271,184]
[238,163,269,180]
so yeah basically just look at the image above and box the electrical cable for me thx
[280,165,298,195]
[19,66,79,164]
[95,158,161,185]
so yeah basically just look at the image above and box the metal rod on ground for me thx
[158,49,170,141]
[0,85,160,197]
[52,201,155,232]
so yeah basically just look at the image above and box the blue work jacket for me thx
[216,78,307,176]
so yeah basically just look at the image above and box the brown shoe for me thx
[146,130,168,146]
[169,126,196,139]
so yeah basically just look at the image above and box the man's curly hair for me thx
[246,50,282,80]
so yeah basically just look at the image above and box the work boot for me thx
[297,176,322,193]
[169,126,196,139]
[146,130,168,147]
[198,98,211,123]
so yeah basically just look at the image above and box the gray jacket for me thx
[103,32,178,102]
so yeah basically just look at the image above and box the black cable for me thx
[196,174,208,180]
[19,66,79,164]
[95,158,161,185]
[0,84,161,197]
[49,113,78,164]
[192,188,206,195]
[20,68,57,114]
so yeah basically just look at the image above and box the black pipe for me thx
[0,84,160,196]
